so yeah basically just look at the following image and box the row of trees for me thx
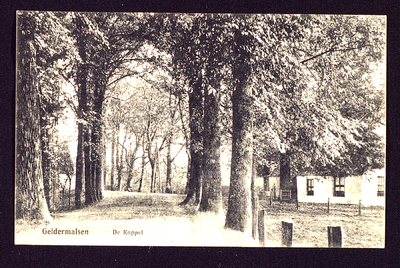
[146,14,385,231]
[16,12,385,233]
[105,75,186,194]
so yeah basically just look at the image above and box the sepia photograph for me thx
[15,11,386,247]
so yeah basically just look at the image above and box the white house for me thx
[296,169,385,205]
[254,169,385,206]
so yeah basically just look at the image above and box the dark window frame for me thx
[306,178,314,196]
[377,176,385,197]
[333,177,345,197]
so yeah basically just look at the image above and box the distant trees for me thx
[103,70,184,194]
[69,12,151,205]
[57,141,75,208]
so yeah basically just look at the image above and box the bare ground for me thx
[15,191,384,247]
[15,191,258,247]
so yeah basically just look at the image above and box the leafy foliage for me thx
[247,15,386,177]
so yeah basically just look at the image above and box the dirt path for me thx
[15,191,259,247]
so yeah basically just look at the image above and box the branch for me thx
[301,45,364,64]
[301,47,336,64]
[171,143,186,162]
[107,71,140,87]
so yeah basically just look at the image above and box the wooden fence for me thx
[252,196,364,247]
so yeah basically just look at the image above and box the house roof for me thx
[268,167,385,178]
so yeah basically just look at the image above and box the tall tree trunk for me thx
[138,141,146,192]
[40,117,52,211]
[148,141,157,193]
[16,12,51,222]
[73,12,93,206]
[52,145,59,210]
[73,13,94,206]
[125,139,140,191]
[102,142,107,192]
[68,174,72,209]
[179,82,203,206]
[74,18,85,207]
[165,134,173,194]
[117,148,124,192]
[156,145,161,193]
[251,155,256,202]
[150,158,155,193]
[199,88,222,214]
[90,121,101,201]
[225,40,253,232]
[75,122,84,208]
[116,124,121,191]
[91,77,105,201]
[125,154,133,191]
[251,153,257,238]
[110,131,115,190]
[279,152,291,200]
[178,96,191,196]
[84,125,93,205]
[116,127,127,192]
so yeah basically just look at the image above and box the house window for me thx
[333,177,345,197]
[307,179,314,196]
[377,176,385,197]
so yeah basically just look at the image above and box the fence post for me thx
[327,197,330,214]
[328,225,342,248]
[359,199,362,216]
[252,196,259,240]
[258,209,266,246]
[281,220,293,247]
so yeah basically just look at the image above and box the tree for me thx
[142,86,170,193]
[68,12,152,203]
[28,11,74,212]
[138,138,147,192]
[16,11,75,219]
[149,14,226,209]
[144,14,204,204]
[305,16,385,176]
[105,70,176,193]
[180,77,203,204]
[197,16,227,214]
[223,14,326,230]
[292,15,385,175]
[165,88,184,194]
[71,12,93,206]
[247,15,385,199]
[106,92,144,192]
[16,11,52,222]
[57,141,75,208]
[199,83,223,213]
[224,17,255,232]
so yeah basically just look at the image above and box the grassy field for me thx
[255,200,385,248]
[15,191,384,247]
